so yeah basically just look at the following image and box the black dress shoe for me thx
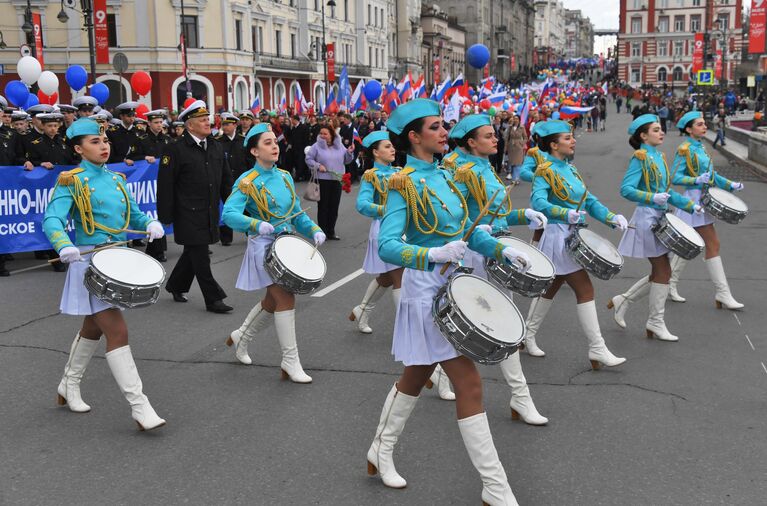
[158,254,167,263]
[208,249,213,255]
[167,290,188,302]
[221,241,232,246]
[206,300,233,313]
[328,235,341,240]
[0,268,9,277]
[52,262,67,272]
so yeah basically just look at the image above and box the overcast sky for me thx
[562,0,619,30]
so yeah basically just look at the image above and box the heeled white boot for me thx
[367,384,419,489]
[458,412,519,506]
[391,288,401,307]
[500,352,548,425]
[668,254,687,303]
[607,276,650,329]
[350,279,388,334]
[645,282,679,342]
[577,301,626,370]
[523,297,552,357]
[57,333,99,413]
[425,364,455,401]
[106,346,166,431]
[275,310,312,383]
[705,256,744,310]
[226,302,271,365]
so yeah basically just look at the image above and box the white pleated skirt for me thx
[674,189,714,227]
[362,220,400,274]
[392,267,460,366]
[60,246,118,316]
[618,206,669,258]
[538,224,582,276]
[235,235,275,291]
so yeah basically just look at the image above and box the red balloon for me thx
[130,71,152,96]
[135,103,149,120]
[37,90,59,105]
[479,99,491,110]
[183,97,196,109]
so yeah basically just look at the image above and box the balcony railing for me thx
[253,52,318,73]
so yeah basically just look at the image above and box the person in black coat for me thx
[140,109,173,262]
[107,102,144,165]
[157,100,234,313]
[286,114,311,181]
[213,112,246,246]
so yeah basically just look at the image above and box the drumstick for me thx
[122,229,151,235]
[575,187,588,212]
[486,185,513,228]
[439,189,501,275]
[9,241,130,275]
[309,242,319,259]
[48,241,131,263]
[272,208,310,228]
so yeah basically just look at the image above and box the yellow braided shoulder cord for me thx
[678,142,699,177]
[59,169,131,236]
[455,162,512,218]
[533,160,580,205]
[635,149,664,193]
[238,170,296,221]
[362,167,390,207]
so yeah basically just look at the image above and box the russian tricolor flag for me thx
[350,79,367,112]
[251,95,261,114]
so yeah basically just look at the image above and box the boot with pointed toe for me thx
[668,255,687,302]
[705,256,744,310]
[428,365,455,401]
[607,276,650,329]
[275,310,312,383]
[106,346,166,431]
[523,297,552,357]
[499,352,548,425]
[645,282,679,342]
[226,302,271,365]
[577,301,626,370]
[57,334,99,413]
[350,279,388,334]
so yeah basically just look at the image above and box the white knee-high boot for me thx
[275,310,312,383]
[367,384,419,489]
[106,345,165,431]
[458,412,519,506]
[499,352,548,425]
[645,282,679,341]
[576,301,626,370]
[607,276,651,329]
[668,254,687,302]
[391,287,401,307]
[350,279,388,334]
[57,333,99,413]
[226,302,271,365]
[705,256,744,310]
[426,364,455,401]
[524,297,552,357]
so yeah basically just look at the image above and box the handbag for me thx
[303,169,321,201]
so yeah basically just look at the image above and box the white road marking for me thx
[311,268,365,298]
[745,335,755,351]
[762,362,767,376]
[733,314,742,326]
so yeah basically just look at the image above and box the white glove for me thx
[567,209,586,224]
[313,232,326,246]
[502,246,531,273]
[146,221,165,242]
[693,204,705,215]
[58,246,82,264]
[524,208,547,228]
[652,192,670,206]
[731,182,744,192]
[258,222,275,236]
[476,224,493,234]
[611,214,629,231]
[695,173,712,185]
[427,240,468,263]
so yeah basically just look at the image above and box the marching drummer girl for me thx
[527,120,629,369]
[664,111,745,309]
[366,99,530,505]
[447,114,549,425]
[349,130,403,335]
[42,118,167,431]
[221,123,325,383]
[608,114,702,342]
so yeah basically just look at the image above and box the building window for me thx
[692,0,700,5]
[631,42,641,57]
[672,66,683,81]
[344,0,349,21]
[718,14,729,30]
[674,16,684,32]
[181,15,199,48]
[657,41,668,56]
[368,46,372,65]
[275,30,282,56]
[690,15,701,32]
[658,67,667,82]
[290,33,296,58]
[631,67,640,83]
[632,0,641,8]
[659,0,668,7]
[367,4,371,25]
[657,16,669,33]
[673,40,683,56]
[235,19,242,50]
[631,17,641,33]
[106,13,117,47]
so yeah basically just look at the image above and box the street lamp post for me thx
[57,0,98,85]
[22,0,35,58]
[319,0,336,98]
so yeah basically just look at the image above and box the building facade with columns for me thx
[564,9,595,59]
[0,0,390,114]
[617,0,743,88]
[420,5,466,85]
[534,0,566,66]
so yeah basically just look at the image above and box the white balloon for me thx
[38,71,59,96]
[17,56,42,86]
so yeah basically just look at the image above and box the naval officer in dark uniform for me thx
[107,102,144,165]
[140,109,172,262]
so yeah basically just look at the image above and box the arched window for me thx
[176,79,209,110]
[657,67,667,82]
[274,81,287,109]
[99,79,130,110]
[254,80,264,109]
[314,84,325,110]
[672,66,683,81]
[234,80,248,111]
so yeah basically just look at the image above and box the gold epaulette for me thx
[31,138,42,145]
[634,149,647,161]
[534,160,553,178]
[56,167,85,186]
[442,152,459,170]
[527,146,544,163]
[677,142,690,156]
[453,162,476,183]
[388,166,415,191]
[237,169,260,192]
[362,168,378,183]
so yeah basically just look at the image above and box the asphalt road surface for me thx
[2,109,765,506]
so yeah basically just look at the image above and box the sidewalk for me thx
[703,128,767,178]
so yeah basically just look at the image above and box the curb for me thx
[702,136,767,180]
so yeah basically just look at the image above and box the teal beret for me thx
[448,114,491,140]
[66,117,104,139]
[386,99,441,135]
[242,122,271,147]
[676,111,702,130]
[535,120,572,137]
[628,114,660,135]
[362,130,389,149]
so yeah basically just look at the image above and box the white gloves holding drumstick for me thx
[146,221,165,242]
[58,246,82,264]
[428,240,468,263]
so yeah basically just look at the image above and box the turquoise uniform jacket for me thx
[620,144,694,213]
[43,160,155,252]
[356,162,396,219]
[671,138,734,191]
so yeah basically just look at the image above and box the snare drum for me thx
[651,213,704,260]
[565,227,623,280]
[485,234,555,297]
[264,234,327,294]
[84,247,166,309]
[432,273,525,365]
[700,187,748,224]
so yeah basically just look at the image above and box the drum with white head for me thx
[565,227,623,280]
[652,213,704,260]
[264,234,327,294]
[84,247,166,309]
[485,234,555,297]
[700,187,748,224]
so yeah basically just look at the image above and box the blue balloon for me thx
[24,94,39,110]
[363,80,383,102]
[89,82,110,105]
[468,88,475,97]
[65,65,88,92]
[4,80,30,107]
[552,111,561,120]
[466,44,490,70]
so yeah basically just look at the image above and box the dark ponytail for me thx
[534,133,563,153]
[362,140,384,171]
[629,122,652,150]
[455,127,482,150]
[679,118,696,136]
